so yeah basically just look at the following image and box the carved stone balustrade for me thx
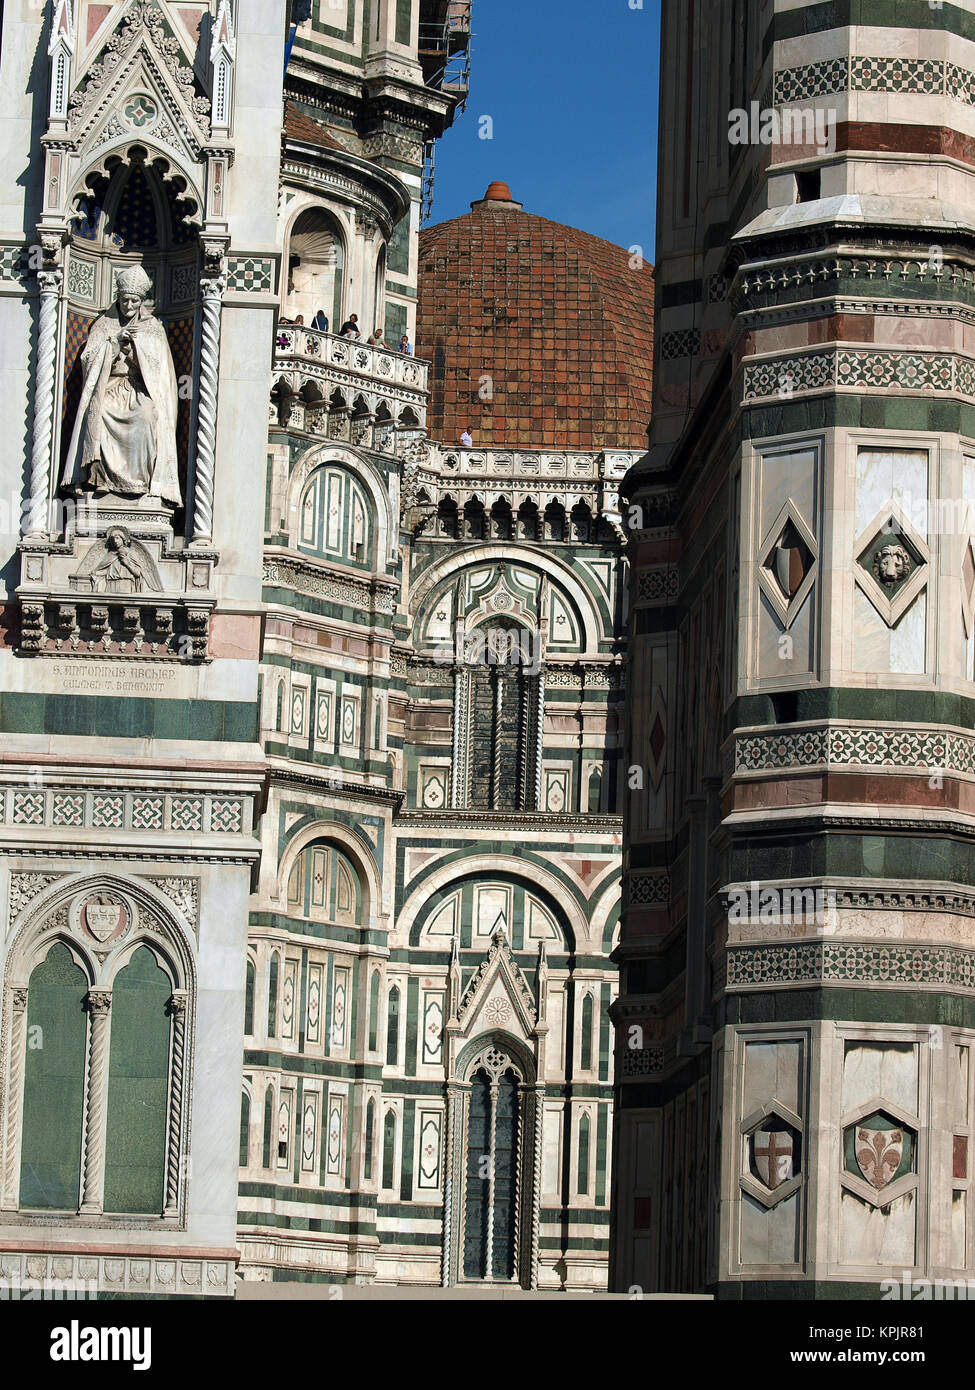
[401,442,643,519]
[271,328,429,449]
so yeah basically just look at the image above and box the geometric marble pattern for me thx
[744,349,975,402]
[0,788,248,835]
[726,941,975,994]
[734,724,962,773]
[775,57,975,104]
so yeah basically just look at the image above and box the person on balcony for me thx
[400,334,414,355]
[294,314,305,326]
[312,309,329,331]
[339,314,360,338]
[460,426,473,447]
[367,327,387,347]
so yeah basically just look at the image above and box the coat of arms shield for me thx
[855,1126,904,1190]
[753,1130,794,1190]
[83,898,125,942]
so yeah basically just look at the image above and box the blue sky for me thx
[429,0,659,257]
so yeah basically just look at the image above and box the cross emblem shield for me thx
[83,897,125,942]
[753,1130,794,1190]
[855,1127,904,1191]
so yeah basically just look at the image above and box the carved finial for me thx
[49,0,75,57]
[211,0,236,60]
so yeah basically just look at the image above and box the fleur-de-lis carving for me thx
[855,1127,903,1190]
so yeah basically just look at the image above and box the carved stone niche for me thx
[17,499,215,662]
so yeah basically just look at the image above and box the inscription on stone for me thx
[51,661,180,696]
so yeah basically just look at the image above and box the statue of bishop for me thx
[62,264,182,507]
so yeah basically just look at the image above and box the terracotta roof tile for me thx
[418,192,653,450]
[284,102,347,154]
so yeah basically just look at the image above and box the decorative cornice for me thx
[262,557,396,614]
[393,810,623,831]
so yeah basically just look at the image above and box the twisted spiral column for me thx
[26,269,62,537]
[164,991,188,1215]
[191,276,225,544]
[2,988,28,1208]
[80,989,112,1213]
[529,1085,544,1289]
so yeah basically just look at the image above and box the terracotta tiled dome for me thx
[417,184,654,450]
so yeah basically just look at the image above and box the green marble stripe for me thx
[376,1203,443,1219]
[0,693,259,742]
[260,585,395,625]
[537,1236,609,1251]
[742,392,975,440]
[237,1212,375,1236]
[717,1280,912,1301]
[595,1105,608,1206]
[238,1183,372,1207]
[771,0,975,44]
[538,1206,610,1223]
[242,1051,382,1081]
[599,982,612,1084]
[400,1099,415,1203]
[729,833,975,887]
[732,686,975,731]
[721,988,975,1028]
[406,976,419,1075]
[247,913,386,950]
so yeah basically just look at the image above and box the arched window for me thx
[580,992,594,1072]
[287,841,362,925]
[275,682,285,733]
[368,971,381,1052]
[262,1086,274,1168]
[8,889,192,1224]
[382,1110,397,1189]
[464,619,541,811]
[386,985,400,1065]
[297,464,373,567]
[463,1059,521,1281]
[287,206,345,327]
[240,1091,251,1167]
[267,954,279,1039]
[577,1112,590,1195]
[364,1098,376,1181]
[19,943,88,1210]
[244,959,255,1036]
[103,946,172,1214]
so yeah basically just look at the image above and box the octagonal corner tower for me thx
[613,0,975,1298]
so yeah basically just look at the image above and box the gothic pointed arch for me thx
[1,872,195,1220]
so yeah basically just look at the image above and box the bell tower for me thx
[615,0,975,1297]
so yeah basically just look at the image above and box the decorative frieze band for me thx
[0,1251,233,1297]
[636,566,679,604]
[726,940,975,995]
[774,56,975,105]
[744,349,975,403]
[734,723,975,775]
[0,788,247,837]
[628,872,671,906]
[262,558,396,614]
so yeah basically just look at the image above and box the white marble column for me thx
[25,268,62,537]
